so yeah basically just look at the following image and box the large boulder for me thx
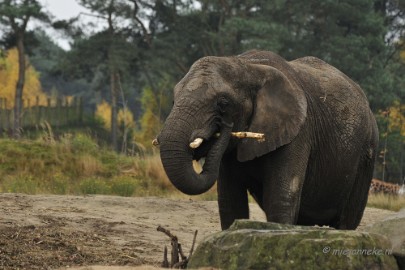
[363,209,405,269]
[189,220,398,270]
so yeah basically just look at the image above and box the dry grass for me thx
[367,193,405,211]
[130,155,217,200]
[0,133,220,200]
[78,154,104,177]
[11,135,405,206]
[142,155,171,189]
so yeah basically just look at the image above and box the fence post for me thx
[56,97,62,127]
[47,97,52,126]
[69,97,74,125]
[3,95,84,130]
[36,96,41,126]
[76,97,83,123]
[0,98,4,130]
[27,98,33,127]
[5,98,10,131]
[64,96,69,125]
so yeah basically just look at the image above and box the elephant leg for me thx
[336,153,375,229]
[217,157,249,230]
[262,144,310,225]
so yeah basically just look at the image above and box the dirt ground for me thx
[0,193,395,270]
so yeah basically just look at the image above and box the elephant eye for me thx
[217,97,229,112]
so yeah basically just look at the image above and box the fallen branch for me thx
[188,230,198,258]
[227,132,265,141]
[157,225,198,269]
[153,131,265,147]
[157,225,178,241]
[189,131,265,148]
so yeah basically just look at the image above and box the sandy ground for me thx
[0,193,395,270]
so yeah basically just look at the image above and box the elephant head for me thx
[157,54,307,195]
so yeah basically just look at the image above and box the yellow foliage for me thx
[135,86,163,146]
[95,100,112,130]
[95,100,135,131]
[65,95,75,106]
[387,101,405,136]
[380,100,405,137]
[0,48,47,108]
[118,107,135,129]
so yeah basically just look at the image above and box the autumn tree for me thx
[75,0,151,151]
[135,75,173,147]
[0,47,46,107]
[0,0,50,138]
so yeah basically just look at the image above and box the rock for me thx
[189,220,399,270]
[363,209,405,270]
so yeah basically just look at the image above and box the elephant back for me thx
[291,56,375,159]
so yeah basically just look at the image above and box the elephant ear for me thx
[237,64,307,162]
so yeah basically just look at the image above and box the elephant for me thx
[156,50,378,230]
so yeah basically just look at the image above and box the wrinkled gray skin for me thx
[157,50,378,230]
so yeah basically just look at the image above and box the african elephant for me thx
[156,50,378,230]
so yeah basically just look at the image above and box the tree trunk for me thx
[110,71,119,151]
[13,33,25,139]
[107,0,119,152]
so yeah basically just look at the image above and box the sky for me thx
[5,0,144,50]
[35,0,95,50]
[39,0,87,20]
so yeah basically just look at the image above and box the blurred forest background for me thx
[0,0,404,198]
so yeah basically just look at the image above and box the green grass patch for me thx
[79,178,111,195]
[2,176,38,194]
[111,177,139,197]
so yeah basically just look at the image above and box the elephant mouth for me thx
[192,136,217,162]
[189,118,233,173]
[190,140,213,174]
[190,121,222,163]
[159,118,233,195]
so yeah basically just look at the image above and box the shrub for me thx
[79,178,110,195]
[71,133,99,154]
[47,175,69,195]
[2,176,38,194]
[111,177,139,197]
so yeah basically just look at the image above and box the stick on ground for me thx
[157,225,198,269]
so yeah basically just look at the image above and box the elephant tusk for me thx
[190,138,204,149]
[152,138,160,147]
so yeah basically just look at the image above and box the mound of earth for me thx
[0,193,395,269]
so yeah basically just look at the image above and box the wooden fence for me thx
[0,96,83,130]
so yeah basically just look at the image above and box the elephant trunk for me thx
[159,114,233,195]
